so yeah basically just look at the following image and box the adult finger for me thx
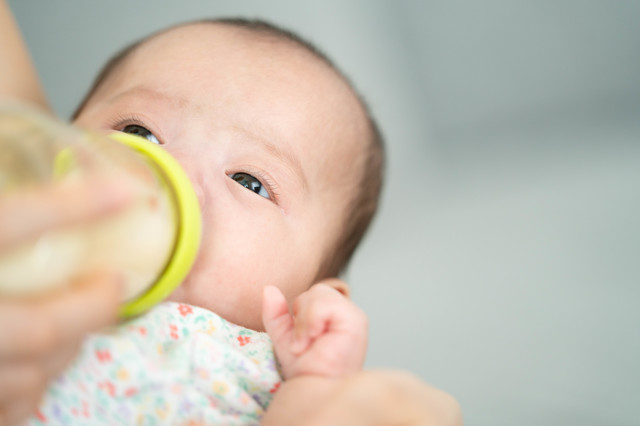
[0,361,45,402]
[41,339,81,381]
[0,396,41,426]
[0,363,44,426]
[0,176,134,252]
[0,270,122,358]
[41,270,122,344]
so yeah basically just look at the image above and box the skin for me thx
[0,178,130,425]
[0,0,48,108]
[0,6,462,422]
[262,370,464,426]
[74,23,368,331]
[263,282,368,380]
[74,23,375,423]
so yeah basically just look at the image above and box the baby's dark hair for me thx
[73,18,385,279]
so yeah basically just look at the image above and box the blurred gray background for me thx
[10,1,640,424]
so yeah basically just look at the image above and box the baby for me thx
[20,18,384,425]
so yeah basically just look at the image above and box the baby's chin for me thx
[166,275,266,332]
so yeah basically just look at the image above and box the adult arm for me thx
[0,0,50,109]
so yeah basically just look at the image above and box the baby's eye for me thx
[121,124,161,145]
[230,172,271,199]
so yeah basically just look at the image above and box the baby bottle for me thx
[0,102,201,318]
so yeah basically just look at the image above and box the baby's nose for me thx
[162,147,207,210]
[183,172,205,212]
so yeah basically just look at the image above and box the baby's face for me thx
[75,23,367,330]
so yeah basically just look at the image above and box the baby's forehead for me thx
[137,23,321,69]
[112,22,369,195]
[139,25,366,136]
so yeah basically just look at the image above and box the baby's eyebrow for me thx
[103,86,187,109]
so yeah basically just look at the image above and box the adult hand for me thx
[0,272,122,425]
[262,369,463,426]
[0,178,132,425]
[306,369,463,426]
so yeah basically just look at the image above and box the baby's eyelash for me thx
[230,167,281,204]
[107,113,164,144]
[257,172,281,203]
[107,113,144,130]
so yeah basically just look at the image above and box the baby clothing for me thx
[27,302,282,425]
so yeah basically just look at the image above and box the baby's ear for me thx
[319,278,351,298]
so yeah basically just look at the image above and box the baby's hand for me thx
[262,281,368,380]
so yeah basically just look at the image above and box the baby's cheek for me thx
[190,184,317,328]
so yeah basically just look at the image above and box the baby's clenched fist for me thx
[261,280,368,379]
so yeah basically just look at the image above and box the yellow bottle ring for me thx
[108,132,202,318]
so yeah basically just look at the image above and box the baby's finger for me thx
[291,285,343,354]
[0,176,133,252]
[290,293,312,354]
[262,286,293,346]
